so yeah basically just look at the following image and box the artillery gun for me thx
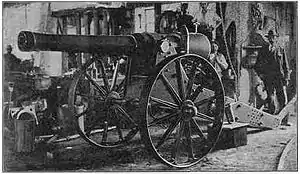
[18,28,225,168]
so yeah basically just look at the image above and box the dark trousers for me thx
[263,77,286,114]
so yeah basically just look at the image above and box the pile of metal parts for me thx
[4,71,75,137]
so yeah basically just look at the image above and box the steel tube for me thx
[18,31,137,54]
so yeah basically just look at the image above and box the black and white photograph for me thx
[2,1,297,172]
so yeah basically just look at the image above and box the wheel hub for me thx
[105,91,121,104]
[181,100,197,121]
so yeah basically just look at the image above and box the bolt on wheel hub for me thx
[181,100,198,121]
[107,91,120,100]
[105,91,122,105]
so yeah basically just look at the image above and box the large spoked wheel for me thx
[68,57,139,148]
[140,54,225,168]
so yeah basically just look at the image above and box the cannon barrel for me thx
[18,31,137,54]
[18,31,211,59]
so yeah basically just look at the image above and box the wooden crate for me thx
[211,122,248,150]
[14,118,36,153]
[44,144,84,166]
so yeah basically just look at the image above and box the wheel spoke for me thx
[155,116,181,149]
[189,85,204,101]
[85,119,100,136]
[114,105,138,127]
[150,97,179,109]
[116,79,125,93]
[175,59,186,100]
[116,124,124,141]
[75,107,93,118]
[194,94,222,106]
[126,127,139,139]
[78,94,105,100]
[191,118,208,141]
[195,113,215,122]
[185,121,194,160]
[171,121,185,163]
[101,121,109,143]
[196,66,207,76]
[149,112,179,127]
[110,60,120,91]
[84,72,107,96]
[160,73,182,104]
[84,110,106,135]
[185,60,198,99]
[110,109,125,141]
[97,59,110,92]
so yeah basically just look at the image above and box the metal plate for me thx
[230,101,282,129]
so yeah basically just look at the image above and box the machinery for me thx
[17,27,225,168]
[3,71,73,136]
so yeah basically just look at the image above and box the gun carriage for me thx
[17,27,225,168]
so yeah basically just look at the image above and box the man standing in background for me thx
[255,30,290,115]
[4,45,21,73]
[209,40,229,79]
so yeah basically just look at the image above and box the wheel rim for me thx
[68,57,138,148]
[140,54,224,167]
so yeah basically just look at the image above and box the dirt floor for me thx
[278,136,297,171]
[284,140,297,171]
[3,112,297,172]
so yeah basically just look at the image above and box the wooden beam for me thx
[76,13,82,68]
[154,3,161,33]
[93,9,100,35]
[84,13,90,35]
[98,8,103,35]
[76,13,81,34]
[102,10,108,35]
[51,6,122,18]
[61,16,68,73]
[52,7,92,17]
[56,18,63,34]
[83,13,91,63]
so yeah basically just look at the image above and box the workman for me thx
[177,3,195,32]
[209,40,229,78]
[4,45,21,73]
[254,30,290,115]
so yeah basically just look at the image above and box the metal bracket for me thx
[10,105,39,125]
[230,101,282,129]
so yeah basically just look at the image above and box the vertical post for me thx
[98,8,103,34]
[83,12,91,64]
[154,3,161,33]
[93,9,101,80]
[102,10,108,35]
[76,13,82,35]
[61,16,68,73]
[93,9,99,35]
[218,3,238,101]
[76,13,82,68]
[84,12,91,35]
